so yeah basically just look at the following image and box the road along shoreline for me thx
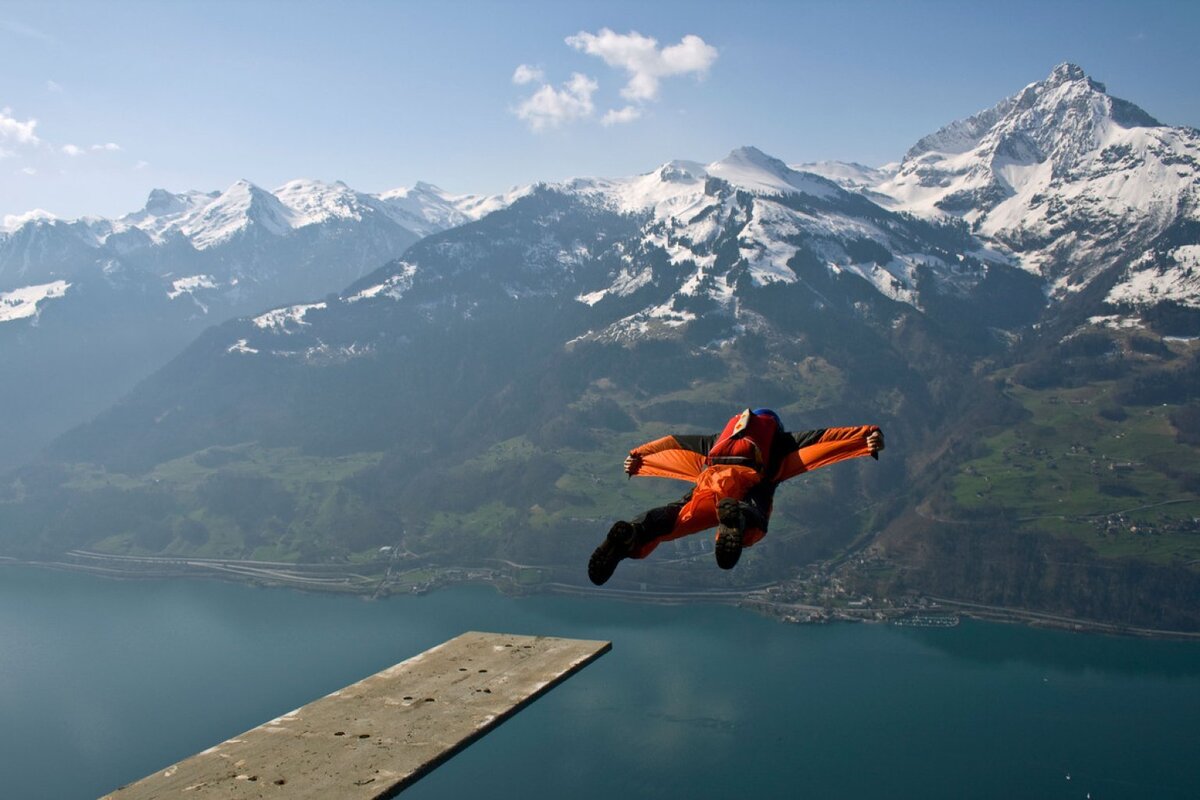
[5,552,1200,640]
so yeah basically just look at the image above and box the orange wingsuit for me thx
[626,422,881,558]
[587,409,884,585]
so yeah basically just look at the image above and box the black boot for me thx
[715,498,746,570]
[588,521,636,586]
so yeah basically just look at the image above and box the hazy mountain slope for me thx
[0,179,515,471]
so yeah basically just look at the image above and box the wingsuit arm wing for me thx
[772,425,881,483]
[627,434,714,483]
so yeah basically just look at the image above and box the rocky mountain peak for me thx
[1045,62,1090,88]
[864,63,1196,304]
[144,188,188,216]
[904,63,1161,168]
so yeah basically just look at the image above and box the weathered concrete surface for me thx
[103,631,610,799]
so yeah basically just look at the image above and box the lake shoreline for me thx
[5,553,1200,641]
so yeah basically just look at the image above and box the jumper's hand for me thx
[867,429,885,457]
[624,453,643,476]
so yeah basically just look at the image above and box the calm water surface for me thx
[2,565,1199,799]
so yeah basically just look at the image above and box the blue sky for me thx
[2,0,1198,221]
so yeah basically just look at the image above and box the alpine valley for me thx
[3,65,1198,630]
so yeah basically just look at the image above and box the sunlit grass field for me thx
[950,381,1200,566]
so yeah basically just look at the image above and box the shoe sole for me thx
[588,522,634,585]
[715,500,744,570]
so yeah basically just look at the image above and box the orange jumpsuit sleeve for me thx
[629,436,707,483]
[772,425,880,483]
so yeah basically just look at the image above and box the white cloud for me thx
[2,107,124,165]
[601,105,641,126]
[134,160,150,170]
[20,166,36,175]
[61,142,119,157]
[512,64,544,85]
[514,72,597,131]
[513,29,716,132]
[0,107,39,145]
[46,79,63,93]
[565,29,717,102]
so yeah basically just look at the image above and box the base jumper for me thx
[588,408,884,585]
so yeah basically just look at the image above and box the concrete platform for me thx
[103,631,611,799]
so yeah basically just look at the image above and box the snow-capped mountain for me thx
[0,280,70,323]
[219,145,1034,370]
[544,147,1010,341]
[806,63,1200,309]
[0,177,511,294]
[177,180,297,249]
[380,181,529,237]
[0,176,516,471]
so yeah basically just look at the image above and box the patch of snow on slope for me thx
[977,155,1056,239]
[569,299,699,346]
[1107,246,1200,308]
[739,202,799,285]
[642,223,718,269]
[576,264,654,306]
[167,274,217,300]
[252,302,327,332]
[646,300,696,326]
[1088,314,1143,329]
[840,256,921,306]
[874,147,984,218]
[347,263,418,302]
[605,303,695,341]
[0,280,70,322]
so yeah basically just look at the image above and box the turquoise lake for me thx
[2,565,1199,799]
